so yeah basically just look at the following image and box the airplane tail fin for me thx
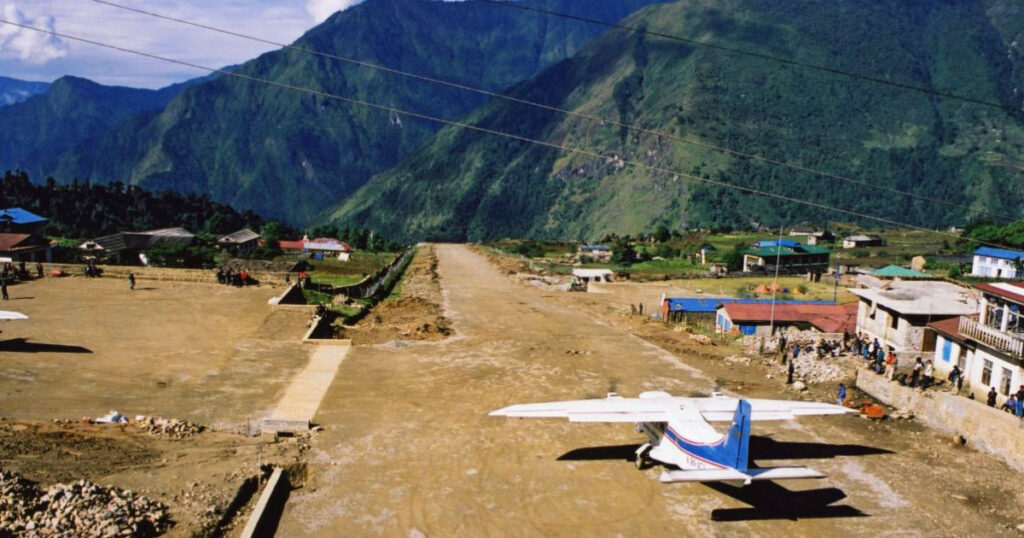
[719,399,751,472]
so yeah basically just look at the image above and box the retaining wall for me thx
[856,368,1024,473]
[44,262,291,286]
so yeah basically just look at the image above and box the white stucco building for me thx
[851,280,977,356]
[971,246,1024,279]
[930,282,1024,403]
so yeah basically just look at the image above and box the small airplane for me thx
[490,391,855,485]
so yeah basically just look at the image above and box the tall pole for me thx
[833,246,840,304]
[769,224,784,337]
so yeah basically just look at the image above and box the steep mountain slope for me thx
[0,76,48,106]
[37,0,666,223]
[0,76,200,181]
[328,0,1024,241]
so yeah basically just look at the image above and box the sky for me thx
[0,0,366,88]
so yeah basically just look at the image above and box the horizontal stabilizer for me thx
[660,466,824,484]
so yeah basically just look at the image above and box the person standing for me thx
[1,278,8,300]
[35,262,42,279]
[910,357,923,387]
[837,383,847,407]
[778,335,788,365]
[128,272,136,290]
[987,387,998,407]
[787,359,795,385]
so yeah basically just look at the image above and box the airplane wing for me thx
[489,397,670,423]
[0,311,28,321]
[689,397,855,422]
[491,394,854,423]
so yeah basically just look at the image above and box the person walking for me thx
[948,365,962,391]
[837,383,847,407]
[128,272,135,290]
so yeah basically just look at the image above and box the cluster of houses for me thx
[655,238,1024,404]
[0,207,52,263]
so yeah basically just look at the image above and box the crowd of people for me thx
[2,260,45,300]
[216,266,256,287]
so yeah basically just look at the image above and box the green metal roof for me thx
[870,265,930,278]
[743,243,830,258]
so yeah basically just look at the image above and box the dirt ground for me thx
[278,244,1024,537]
[0,276,314,536]
[341,245,451,346]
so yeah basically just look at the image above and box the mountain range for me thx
[2,0,1023,241]
[0,0,665,226]
[0,76,49,106]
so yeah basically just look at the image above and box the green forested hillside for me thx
[32,0,666,224]
[0,76,199,182]
[0,76,48,105]
[328,0,1024,241]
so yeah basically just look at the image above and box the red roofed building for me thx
[0,232,51,262]
[716,303,857,336]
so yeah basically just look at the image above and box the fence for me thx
[304,248,415,300]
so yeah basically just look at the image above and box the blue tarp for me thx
[0,207,46,224]
[664,297,833,313]
[754,239,801,248]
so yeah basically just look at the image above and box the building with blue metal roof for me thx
[972,246,1024,279]
[0,207,47,236]
[660,296,834,325]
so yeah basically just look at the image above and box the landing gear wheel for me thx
[635,445,651,470]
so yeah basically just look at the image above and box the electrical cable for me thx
[84,0,1020,223]
[0,18,1009,250]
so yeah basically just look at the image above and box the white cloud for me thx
[306,0,363,24]
[0,3,68,64]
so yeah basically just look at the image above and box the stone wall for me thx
[856,368,1024,473]
[43,263,290,286]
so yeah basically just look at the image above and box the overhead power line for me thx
[0,18,1007,251]
[84,0,1019,223]
[478,0,1020,114]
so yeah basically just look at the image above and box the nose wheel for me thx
[635,443,652,470]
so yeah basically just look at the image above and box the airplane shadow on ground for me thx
[558,436,887,521]
[0,338,92,353]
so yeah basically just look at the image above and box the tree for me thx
[610,239,637,265]
[653,224,671,243]
[724,245,745,272]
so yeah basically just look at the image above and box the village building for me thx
[869,265,931,279]
[842,234,885,249]
[970,246,1024,279]
[661,297,832,327]
[0,207,51,262]
[577,244,612,262]
[305,237,353,261]
[79,227,195,265]
[715,302,857,336]
[741,239,830,277]
[788,226,834,246]
[929,282,1024,403]
[217,228,260,255]
[851,280,977,356]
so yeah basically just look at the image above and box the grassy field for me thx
[667,275,856,304]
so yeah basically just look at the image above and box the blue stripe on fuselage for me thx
[663,426,728,469]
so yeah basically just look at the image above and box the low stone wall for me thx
[43,263,290,287]
[856,368,1024,473]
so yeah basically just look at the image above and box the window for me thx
[1001,368,1013,396]
[940,339,952,362]
[981,360,993,386]
[889,312,898,330]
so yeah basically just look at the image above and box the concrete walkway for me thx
[263,342,351,432]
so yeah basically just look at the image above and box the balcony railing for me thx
[959,316,1024,357]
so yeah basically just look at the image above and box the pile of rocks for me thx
[133,416,204,438]
[785,354,850,384]
[0,469,170,537]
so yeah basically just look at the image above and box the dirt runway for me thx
[277,244,1024,537]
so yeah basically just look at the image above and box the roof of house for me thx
[219,228,260,244]
[844,234,882,242]
[849,280,977,315]
[144,227,194,238]
[755,239,802,248]
[974,246,1024,261]
[0,207,47,225]
[871,265,931,279]
[0,233,46,252]
[83,228,193,252]
[719,303,858,333]
[580,244,611,251]
[744,242,830,258]
[974,282,1024,305]
[306,238,352,252]
[573,268,614,278]
[277,239,305,251]
[664,297,833,313]
[929,316,966,342]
